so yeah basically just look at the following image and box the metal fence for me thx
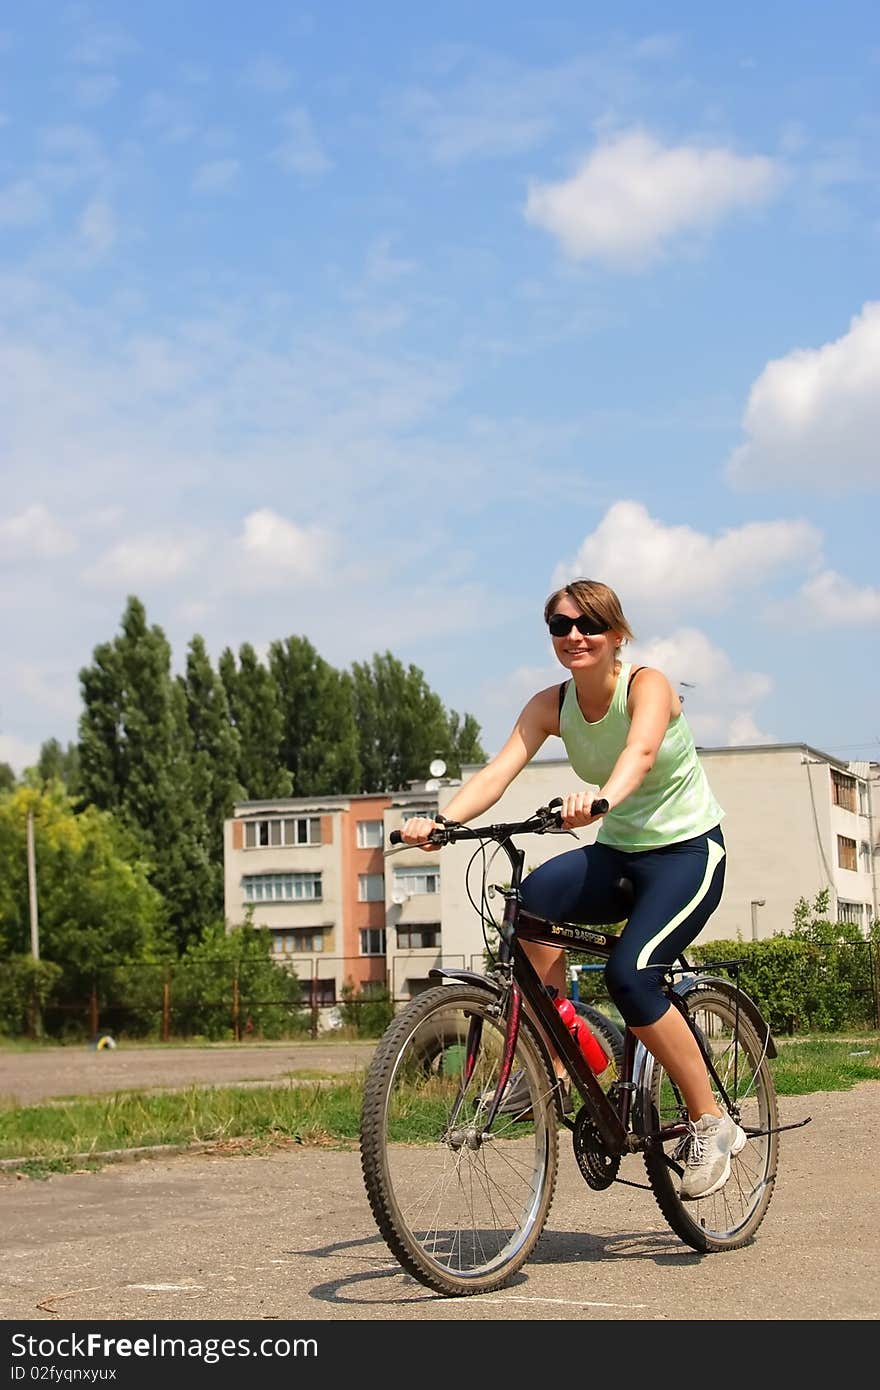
[11,940,880,1042]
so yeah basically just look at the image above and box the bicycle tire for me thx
[638,983,778,1252]
[360,982,559,1296]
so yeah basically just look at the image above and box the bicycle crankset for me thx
[572,1108,621,1191]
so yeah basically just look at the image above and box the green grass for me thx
[1,1035,877,1177]
[771,1037,880,1094]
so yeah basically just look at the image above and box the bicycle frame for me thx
[454,823,748,1157]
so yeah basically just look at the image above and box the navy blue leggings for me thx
[519,826,726,1027]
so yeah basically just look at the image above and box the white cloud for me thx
[726,301,880,491]
[82,534,200,588]
[524,129,782,268]
[192,159,241,194]
[0,505,77,561]
[629,627,774,746]
[554,501,819,615]
[236,509,335,584]
[769,569,880,626]
[273,108,332,175]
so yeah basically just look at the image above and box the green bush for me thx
[339,982,395,1037]
[0,956,63,1038]
[692,891,878,1034]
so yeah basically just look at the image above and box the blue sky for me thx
[1,2,878,775]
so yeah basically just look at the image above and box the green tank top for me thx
[559,662,724,851]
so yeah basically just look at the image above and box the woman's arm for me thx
[400,685,559,844]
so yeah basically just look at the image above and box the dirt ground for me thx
[0,1040,376,1107]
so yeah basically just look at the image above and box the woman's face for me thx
[549,595,619,676]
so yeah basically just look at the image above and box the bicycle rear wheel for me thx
[639,984,778,1252]
[360,983,559,1296]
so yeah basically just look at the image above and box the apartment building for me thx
[224,745,878,1009]
[223,792,402,1006]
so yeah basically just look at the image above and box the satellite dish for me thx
[429,758,446,778]
[391,889,407,906]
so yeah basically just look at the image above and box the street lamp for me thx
[750,899,766,941]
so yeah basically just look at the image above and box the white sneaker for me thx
[680,1111,747,1201]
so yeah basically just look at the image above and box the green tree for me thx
[269,635,361,795]
[0,785,168,996]
[78,596,216,951]
[219,643,292,799]
[27,738,81,795]
[0,762,16,793]
[172,919,305,1040]
[444,710,487,778]
[179,635,242,885]
[351,652,484,790]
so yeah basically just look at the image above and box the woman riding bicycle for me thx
[400,577,745,1202]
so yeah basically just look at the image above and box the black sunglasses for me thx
[547,613,610,638]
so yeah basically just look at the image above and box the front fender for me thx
[427,967,502,996]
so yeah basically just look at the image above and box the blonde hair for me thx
[543,578,635,643]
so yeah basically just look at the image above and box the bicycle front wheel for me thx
[639,984,778,1252]
[360,983,559,1296]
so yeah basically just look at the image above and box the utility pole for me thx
[750,899,766,942]
[27,809,40,959]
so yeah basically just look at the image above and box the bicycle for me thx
[361,799,809,1297]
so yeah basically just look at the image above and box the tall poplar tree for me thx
[78,597,216,951]
[269,635,361,795]
[219,643,292,800]
[351,652,479,791]
[179,635,242,892]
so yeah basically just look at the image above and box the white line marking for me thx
[455,1295,649,1309]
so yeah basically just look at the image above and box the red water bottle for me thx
[555,997,609,1075]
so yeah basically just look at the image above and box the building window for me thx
[837,901,862,926]
[357,819,384,849]
[860,842,872,873]
[837,835,857,872]
[831,770,857,813]
[858,782,871,816]
[358,873,385,902]
[360,928,387,956]
[243,872,322,902]
[244,816,321,849]
[393,866,440,896]
[308,979,336,1007]
[273,929,324,954]
[397,924,441,949]
[360,980,387,999]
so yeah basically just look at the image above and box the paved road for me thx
[1,1084,877,1321]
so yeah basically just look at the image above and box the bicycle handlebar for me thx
[388,796,609,847]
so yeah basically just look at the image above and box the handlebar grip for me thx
[591,798,609,816]
[389,829,402,845]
